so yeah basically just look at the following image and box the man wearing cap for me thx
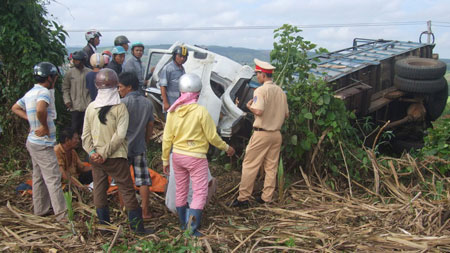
[159,45,188,112]
[114,35,130,52]
[63,51,92,134]
[231,58,289,207]
[12,62,67,220]
[123,41,146,91]
[83,29,102,69]
[106,46,126,75]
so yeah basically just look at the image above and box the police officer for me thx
[231,59,289,207]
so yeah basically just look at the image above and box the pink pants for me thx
[173,152,209,210]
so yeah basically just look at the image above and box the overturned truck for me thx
[144,39,448,150]
[310,38,448,150]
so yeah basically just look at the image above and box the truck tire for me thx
[395,57,446,80]
[425,82,449,121]
[394,75,447,94]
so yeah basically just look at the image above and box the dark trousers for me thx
[78,171,93,185]
[71,111,85,134]
[92,158,139,211]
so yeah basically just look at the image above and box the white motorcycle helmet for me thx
[90,53,105,68]
[85,29,102,42]
[179,73,202,93]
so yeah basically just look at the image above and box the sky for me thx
[47,0,450,58]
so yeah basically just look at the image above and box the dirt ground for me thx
[1,156,450,252]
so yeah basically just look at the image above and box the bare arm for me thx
[246,99,263,116]
[35,100,49,137]
[36,101,49,127]
[75,152,91,172]
[12,103,28,121]
[145,121,154,145]
[57,161,69,181]
[160,86,170,111]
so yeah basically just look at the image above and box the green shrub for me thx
[271,24,365,178]
[0,0,69,171]
[420,101,450,175]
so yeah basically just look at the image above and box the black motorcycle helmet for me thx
[33,62,58,82]
[72,50,88,62]
[114,35,130,46]
[172,45,189,63]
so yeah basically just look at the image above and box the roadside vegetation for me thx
[0,2,449,252]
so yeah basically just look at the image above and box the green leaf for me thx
[300,139,311,150]
[327,132,333,139]
[323,94,331,104]
[317,96,323,105]
[304,112,313,119]
[290,135,298,145]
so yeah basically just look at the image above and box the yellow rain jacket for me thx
[162,103,229,166]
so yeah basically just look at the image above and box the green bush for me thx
[420,101,450,175]
[0,0,69,170]
[271,24,365,178]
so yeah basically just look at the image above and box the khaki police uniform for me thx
[237,59,289,203]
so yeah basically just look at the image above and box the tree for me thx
[271,25,364,179]
[0,0,68,169]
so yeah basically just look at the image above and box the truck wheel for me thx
[395,57,446,80]
[425,82,449,121]
[394,75,447,94]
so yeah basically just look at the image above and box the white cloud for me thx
[46,0,450,58]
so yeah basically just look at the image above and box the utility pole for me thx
[419,20,434,44]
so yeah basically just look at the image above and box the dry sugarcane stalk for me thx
[339,141,353,198]
[231,225,265,253]
[107,225,122,253]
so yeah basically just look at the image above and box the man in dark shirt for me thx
[106,46,126,75]
[63,51,92,134]
[118,72,154,219]
[82,29,101,69]
[85,53,105,101]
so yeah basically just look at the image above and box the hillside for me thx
[441,58,450,71]
[68,45,449,70]
[67,45,270,65]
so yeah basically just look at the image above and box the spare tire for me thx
[395,57,446,80]
[425,82,449,121]
[394,75,447,94]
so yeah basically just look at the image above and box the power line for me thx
[66,21,428,33]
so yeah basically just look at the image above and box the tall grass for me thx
[277,156,285,202]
